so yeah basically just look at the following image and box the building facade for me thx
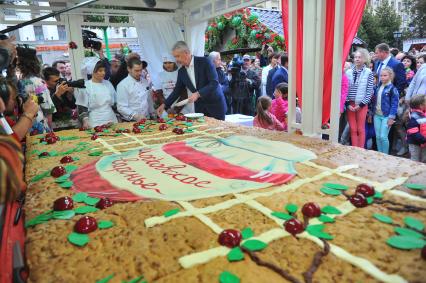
[367,0,411,30]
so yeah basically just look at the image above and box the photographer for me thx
[16,46,56,134]
[43,67,78,130]
[229,54,260,116]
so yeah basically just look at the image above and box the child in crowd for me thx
[253,96,285,131]
[271,83,288,131]
[369,67,399,154]
[406,94,426,162]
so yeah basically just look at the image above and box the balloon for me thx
[218,22,225,30]
[250,29,258,38]
[231,16,242,27]
[249,12,259,22]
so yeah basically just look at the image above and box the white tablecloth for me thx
[225,114,254,127]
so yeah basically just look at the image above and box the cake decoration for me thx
[405,183,426,190]
[67,232,89,247]
[96,198,114,209]
[219,271,240,283]
[53,196,74,211]
[98,220,114,229]
[163,208,180,217]
[74,216,98,233]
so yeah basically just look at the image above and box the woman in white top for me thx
[76,61,118,128]
[261,53,278,97]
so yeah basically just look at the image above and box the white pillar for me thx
[329,0,346,143]
[287,0,298,133]
[64,13,84,80]
[301,0,326,137]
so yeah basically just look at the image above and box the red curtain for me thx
[281,0,366,122]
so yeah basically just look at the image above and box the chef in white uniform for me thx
[75,61,118,128]
[116,57,154,121]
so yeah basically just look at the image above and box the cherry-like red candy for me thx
[139,118,147,124]
[284,219,304,235]
[39,152,50,157]
[74,216,98,234]
[175,114,186,121]
[302,202,321,218]
[45,132,57,138]
[45,136,57,144]
[60,156,74,164]
[94,126,104,132]
[132,127,142,134]
[96,198,114,209]
[53,196,74,211]
[157,118,165,123]
[173,128,184,135]
[349,193,368,208]
[218,229,242,248]
[51,166,66,178]
[355,184,375,197]
[91,134,99,140]
[159,124,168,131]
[79,127,85,131]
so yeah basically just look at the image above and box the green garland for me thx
[205,8,286,52]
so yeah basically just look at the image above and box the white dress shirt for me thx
[116,75,154,120]
[182,57,195,113]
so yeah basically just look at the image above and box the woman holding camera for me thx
[17,49,56,134]
[75,60,118,128]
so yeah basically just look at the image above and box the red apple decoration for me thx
[173,128,184,135]
[53,196,74,211]
[349,193,368,208]
[355,184,375,197]
[91,134,99,140]
[159,124,168,131]
[218,229,242,248]
[96,198,114,209]
[302,202,321,218]
[74,216,98,234]
[284,219,304,235]
[45,136,57,144]
[60,156,74,164]
[39,151,50,157]
[157,118,165,123]
[51,166,66,178]
[132,127,142,134]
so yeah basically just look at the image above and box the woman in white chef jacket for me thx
[152,54,194,114]
[76,61,118,128]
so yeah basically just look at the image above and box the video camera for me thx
[57,77,86,89]
[82,30,102,51]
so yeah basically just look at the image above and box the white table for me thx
[225,114,254,127]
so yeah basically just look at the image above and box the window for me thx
[57,25,67,41]
[6,26,20,41]
[34,26,44,41]
[122,28,127,38]
[398,2,401,11]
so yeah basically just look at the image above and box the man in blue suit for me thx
[374,43,406,93]
[271,53,289,93]
[157,41,227,120]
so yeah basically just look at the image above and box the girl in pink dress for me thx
[254,96,285,131]
[271,82,288,130]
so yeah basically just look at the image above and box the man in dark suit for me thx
[265,52,284,98]
[271,53,289,93]
[157,41,227,120]
[374,43,406,93]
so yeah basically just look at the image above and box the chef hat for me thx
[162,53,176,63]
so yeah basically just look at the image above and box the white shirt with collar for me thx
[182,57,195,113]
[116,74,153,120]
[382,54,392,67]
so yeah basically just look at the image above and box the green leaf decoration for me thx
[89,151,103,156]
[386,236,426,250]
[68,232,90,247]
[373,191,383,199]
[241,239,268,252]
[77,142,90,146]
[49,150,58,156]
[320,187,342,196]
[25,211,53,228]
[30,170,50,183]
[96,274,115,283]
[285,203,298,214]
[84,196,100,206]
[74,206,99,214]
[306,225,334,240]
[59,136,79,141]
[323,183,349,190]
[61,148,75,155]
[55,174,71,183]
[227,247,245,262]
[197,118,205,123]
[59,180,73,189]
[127,276,146,283]
[367,197,374,204]
[318,214,335,223]
[405,183,426,190]
[30,149,41,155]
[52,210,75,220]
[72,192,89,202]
[373,213,393,224]
[64,164,78,173]
[219,271,240,283]
[73,157,80,161]
[271,211,293,220]
[164,208,180,217]
[404,217,424,231]
[98,220,114,229]
[185,122,193,127]
[321,205,342,215]
[241,227,254,239]
[394,227,424,239]
[41,141,48,145]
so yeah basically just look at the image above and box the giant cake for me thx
[24,117,426,283]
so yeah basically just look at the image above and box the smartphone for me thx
[0,113,14,135]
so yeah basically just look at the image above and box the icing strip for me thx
[95,137,121,154]
[176,201,224,234]
[388,190,426,203]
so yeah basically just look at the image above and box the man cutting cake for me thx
[156,41,227,120]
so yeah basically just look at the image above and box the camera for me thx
[57,78,86,88]
[82,30,102,51]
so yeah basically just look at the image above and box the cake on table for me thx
[24,116,426,283]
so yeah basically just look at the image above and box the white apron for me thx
[87,81,118,127]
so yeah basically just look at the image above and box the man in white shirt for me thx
[116,57,154,121]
